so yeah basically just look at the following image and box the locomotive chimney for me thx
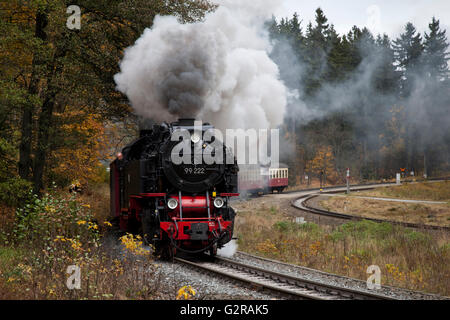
[177,118,196,126]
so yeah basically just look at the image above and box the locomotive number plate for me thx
[184,167,206,175]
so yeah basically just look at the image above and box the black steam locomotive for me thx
[110,119,239,258]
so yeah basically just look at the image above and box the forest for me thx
[0,0,217,206]
[0,1,449,208]
[270,9,450,184]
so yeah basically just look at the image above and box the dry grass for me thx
[0,187,172,300]
[233,201,450,296]
[78,183,111,223]
[352,181,450,201]
[319,181,450,227]
[320,197,450,227]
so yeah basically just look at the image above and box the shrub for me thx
[12,189,95,245]
[336,220,394,240]
[0,177,32,207]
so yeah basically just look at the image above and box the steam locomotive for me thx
[110,119,239,259]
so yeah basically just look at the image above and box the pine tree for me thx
[325,28,353,83]
[289,12,303,51]
[302,8,332,96]
[393,22,424,97]
[423,17,450,81]
[373,34,400,94]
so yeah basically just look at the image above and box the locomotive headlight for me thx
[213,197,225,208]
[167,198,178,210]
[191,132,201,144]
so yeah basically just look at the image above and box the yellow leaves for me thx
[45,205,56,213]
[385,263,406,282]
[309,241,322,256]
[119,233,149,257]
[256,239,278,255]
[77,219,98,230]
[53,236,83,251]
[176,285,196,300]
[54,235,66,242]
[309,146,335,173]
[51,110,109,186]
[87,222,98,230]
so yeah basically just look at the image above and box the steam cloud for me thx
[114,0,287,131]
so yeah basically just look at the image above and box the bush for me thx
[335,220,394,240]
[0,178,32,207]
[12,190,95,245]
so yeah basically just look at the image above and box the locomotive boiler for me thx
[110,119,239,258]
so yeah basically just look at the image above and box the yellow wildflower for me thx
[177,285,196,300]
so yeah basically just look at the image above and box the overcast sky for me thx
[274,0,450,40]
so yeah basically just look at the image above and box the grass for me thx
[320,197,450,227]
[77,183,111,223]
[234,201,450,296]
[319,181,450,227]
[0,185,169,300]
[352,181,450,201]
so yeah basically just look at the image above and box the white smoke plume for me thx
[114,0,287,131]
[217,239,238,258]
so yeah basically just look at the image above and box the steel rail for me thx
[174,256,394,300]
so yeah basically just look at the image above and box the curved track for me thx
[174,255,394,300]
[290,182,450,232]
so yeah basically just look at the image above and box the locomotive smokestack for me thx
[177,118,196,126]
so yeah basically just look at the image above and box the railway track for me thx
[174,255,394,300]
[290,183,450,232]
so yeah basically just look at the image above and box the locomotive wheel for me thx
[209,243,217,258]
[154,240,175,260]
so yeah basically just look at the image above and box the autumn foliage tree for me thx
[0,0,216,197]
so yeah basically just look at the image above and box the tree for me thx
[1,0,217,194]
[302,8,332,96]
[373,34,400,94]
[393,22,424,97]
[423,17,450,81]
[325,28,353,83]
